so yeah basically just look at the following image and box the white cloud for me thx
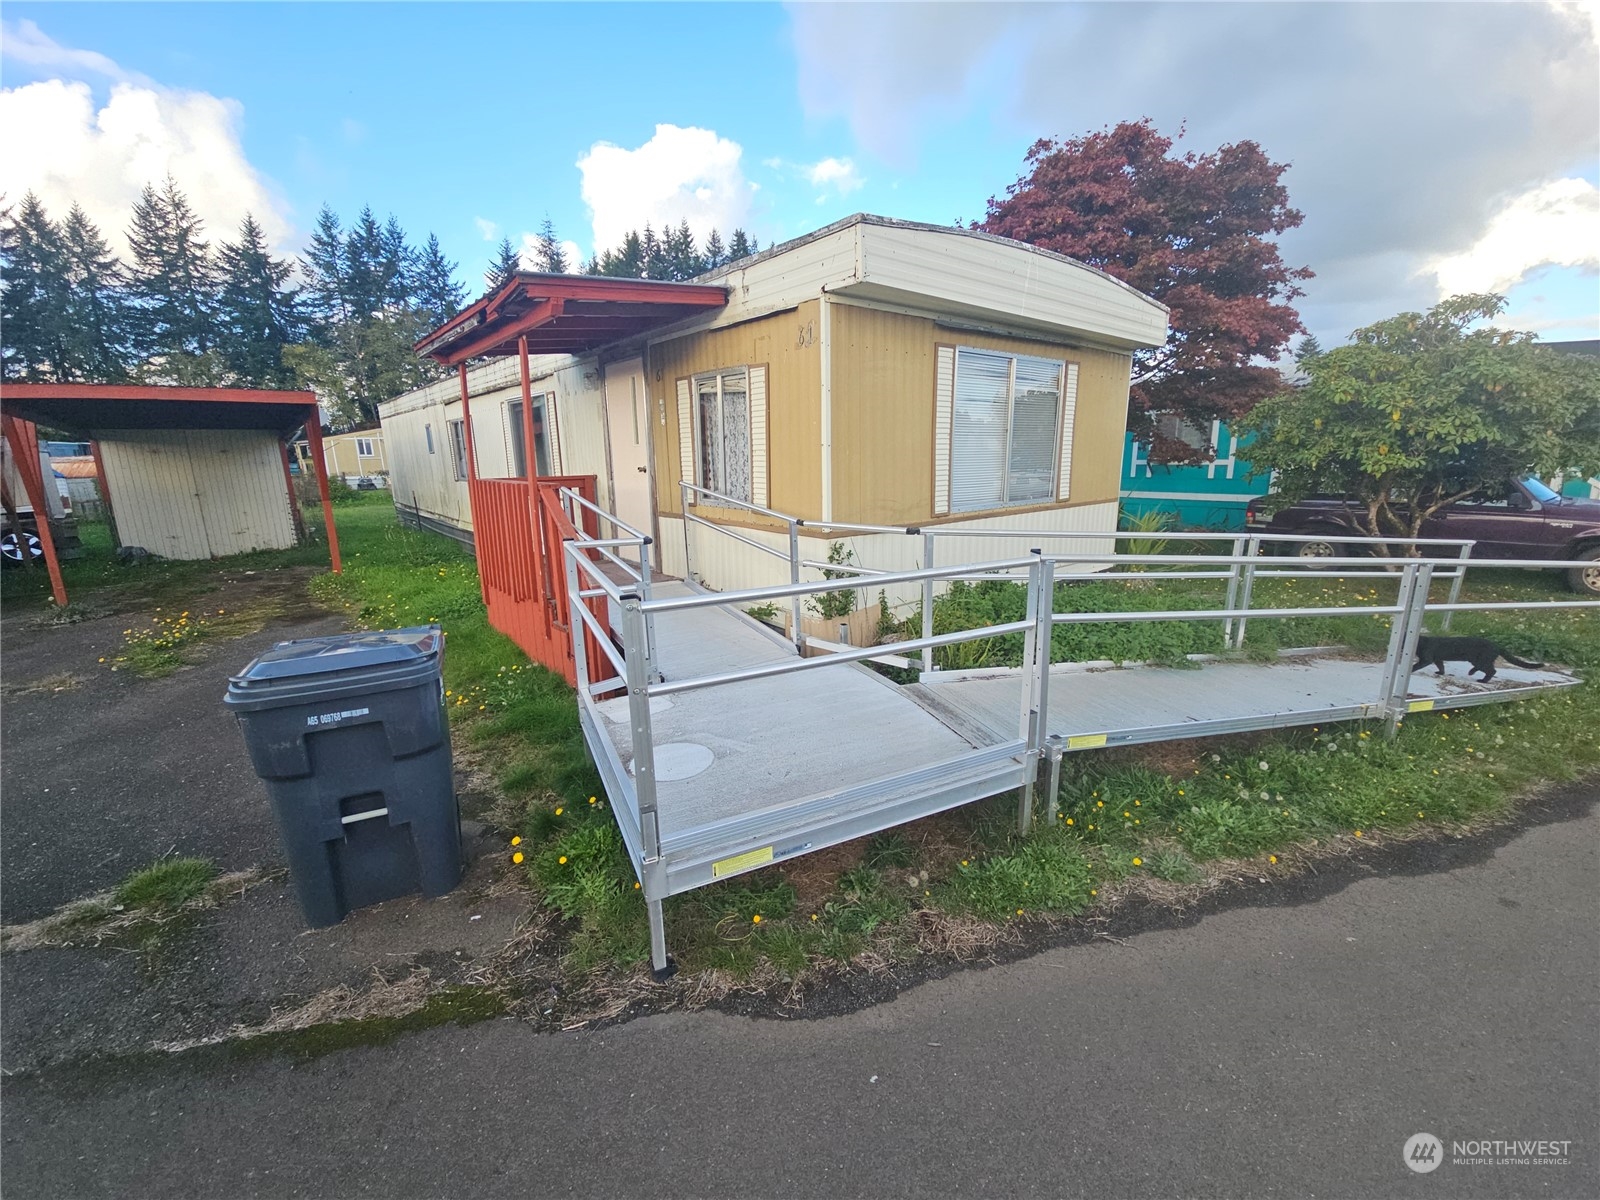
[474,216,499,241]
[787,2,1600,345]
[0,23,292,256]
[1425,178,1600,295]
[515,231,586,272]
[577,124,756,255]
[805,156,864,196]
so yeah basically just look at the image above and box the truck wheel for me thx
[1568,547,1600,596]
[1294,533,1345,567]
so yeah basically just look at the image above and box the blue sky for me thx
[3,2,1597,347]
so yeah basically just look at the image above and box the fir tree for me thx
[217,213,301,387]
[486,236,521,291]
[59,204,130,381]
[664,220,701,279]
[302,205,349,331]
[640,225,662,279]
[413,234,466,326]
[1,192,71,380]
[532,216,568,273]
[126,176,219,374]
[703,228,726,271]
[728,228,754,261]
[379,215,416,309]
[342,207,388,318]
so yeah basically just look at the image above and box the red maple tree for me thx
[979,119,1312,462]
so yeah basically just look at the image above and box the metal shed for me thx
[0,384,341,606]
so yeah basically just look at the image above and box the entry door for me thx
[602,358,654,553]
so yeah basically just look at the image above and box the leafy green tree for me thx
[532,216,568,273]
[413,233,466,327]
[486,236,521,291]
[287,308,437,427]
[216,213,301,387]
[1238,294,1600,551]
[126,176,221,379]
[1,192,71,380]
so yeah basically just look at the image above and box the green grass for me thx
[114,857,219,910]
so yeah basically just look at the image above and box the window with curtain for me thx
[950,348,1063,512]
[692,367,751,503]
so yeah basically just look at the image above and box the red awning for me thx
[415,274,727,366]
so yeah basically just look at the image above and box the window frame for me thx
[355,437,375,459]
[690,366,752,504]
[948,346,1065,514]
[446,418,469,482]
[506,393,553,478]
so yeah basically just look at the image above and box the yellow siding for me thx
[829,304,1132,526]
[99,429,295,560]
[647,300,822,525]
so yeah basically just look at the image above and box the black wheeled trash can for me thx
[224,626,462,926]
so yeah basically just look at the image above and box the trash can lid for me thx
[231,626,442,683]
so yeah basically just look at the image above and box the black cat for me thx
[1411,635,1544,683]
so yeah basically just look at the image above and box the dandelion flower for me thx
[1269,855,1278,864]
[1065,818,1074,826]
[98,657,106,663]
[634,882,641,889]
[512,851,524,864]
[554,807,563,815]
[589,796,597,805]
[1132,856,1143,867]
[558,855,568,864]
[510,835,522,846]
[752,914,762,924]
[1353,830,1363,838]
[1090,889,1098,897]
[810,913,818,921]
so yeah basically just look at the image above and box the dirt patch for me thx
[783,839,868,909]
[1,671,85,698]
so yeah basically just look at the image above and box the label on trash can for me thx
[305,706,372,728]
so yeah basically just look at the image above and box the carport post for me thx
[303,410,342,573]
[1,415,68,606]
[89,439,119,547]
[278,439,306,540]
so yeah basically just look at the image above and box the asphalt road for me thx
[5,794,1596,1199]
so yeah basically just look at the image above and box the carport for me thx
[1,384,341,606]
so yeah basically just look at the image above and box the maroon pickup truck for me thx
[1245,476,1600,595]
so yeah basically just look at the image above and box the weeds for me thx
[114,857,219,910]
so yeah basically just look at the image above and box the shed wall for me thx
[98,429,295,560]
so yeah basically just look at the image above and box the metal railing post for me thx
[788,519,805,655]
[1222,535,1245,647]
[921,532,936,677]
[679,480,694,584]
[638,536,659,676]
[1232,536,1261,650]
[619,595,671,977]
[1384,562,1433,737]
[563,545,590,697]
[1016,552,1046,834]
[1441,543,1471,631]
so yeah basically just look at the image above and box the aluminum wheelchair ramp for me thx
[904,656,1583,752]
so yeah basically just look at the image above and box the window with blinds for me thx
[949,348,1065,512]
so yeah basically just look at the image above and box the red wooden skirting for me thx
[466,473,611,687]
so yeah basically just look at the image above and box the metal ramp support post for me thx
[1231,535,1262,650]
[1221,535,1245,647]
[1016,553,1052,834]
[1383,562,1434,737]
[921,532,937,677]
[1044,741,1065,825]
[788,518,805,656]
[618,594,673,978]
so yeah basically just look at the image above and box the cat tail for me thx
[1501,654,1545,669]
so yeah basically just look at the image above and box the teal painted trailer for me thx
[1120,420,1266,531]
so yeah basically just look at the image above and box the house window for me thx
[1154,413,1214,453]
[425,424,435,454]
[507,395,552,477]
[447,419,469,481]
[949,348,1063,512]
[355,437,375,458]
[692,367,751,503]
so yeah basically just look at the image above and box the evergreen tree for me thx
[1,192,71,380]
[639,225,663,279]
[342,206,388,318]
[59,204,130,381]
[216,213,301,387]
[532,216,569,273]
[302,205,349,331]
[126,176,220,377]
[486,236,521,291]
[379,215,416,309]
[664,220,701,279]
[594,230,645,278]
[413,233,466,327]
[728,228,754,261]
[703,228,726,271]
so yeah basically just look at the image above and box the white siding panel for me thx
[98,429,292,560]
[932,345,955,516]
[1057,362,1079,501]
[748,364,769,508]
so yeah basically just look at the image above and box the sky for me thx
[2,1,1597,350]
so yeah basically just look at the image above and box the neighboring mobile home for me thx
[382,214,1168,596]
[293,428,389,486]
[1121,416,1265,531]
